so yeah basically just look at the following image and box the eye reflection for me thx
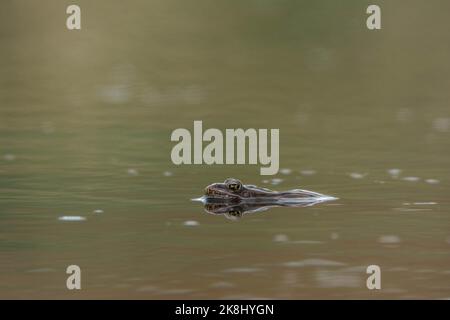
[224,209,242,220]
[228,209,242,217]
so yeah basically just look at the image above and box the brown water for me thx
[0,0,449,299]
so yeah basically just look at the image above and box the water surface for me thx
[0,0,449,299]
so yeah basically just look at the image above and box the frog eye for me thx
[227,182,242,192]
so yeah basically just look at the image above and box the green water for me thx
[0,0,449,298]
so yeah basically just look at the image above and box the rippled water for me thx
[0,1,449,299]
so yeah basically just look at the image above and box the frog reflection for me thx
[202,201,326,220]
